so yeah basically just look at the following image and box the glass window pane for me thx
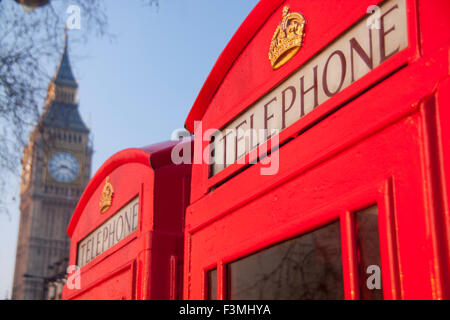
[227,220,344,300]
[355,205,383,300]
[207,269,217,300]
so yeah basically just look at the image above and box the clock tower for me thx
[12,34,92,300]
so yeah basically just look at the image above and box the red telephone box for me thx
[183,0,449,300]
[62,140,191,300]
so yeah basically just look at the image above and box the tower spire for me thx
[40,29,88,133]
[53,30,78,88]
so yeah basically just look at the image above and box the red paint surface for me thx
[63,0,449,300]
[62,140,192,300]
[184,0,450,300]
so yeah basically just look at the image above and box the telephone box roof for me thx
[67,139,192,237]
[184,0,283,132]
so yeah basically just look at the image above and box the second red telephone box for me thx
[62,140,191,300]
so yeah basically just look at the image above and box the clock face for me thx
[48,152,80,183]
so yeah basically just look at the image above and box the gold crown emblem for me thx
[99,177,114,214]
[268,6,306,69]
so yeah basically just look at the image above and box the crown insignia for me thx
[268,6,306,69]
[99,177,114,214]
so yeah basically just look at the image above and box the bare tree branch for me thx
[0,0,158,215]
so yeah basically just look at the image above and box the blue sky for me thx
[0,0,259,299]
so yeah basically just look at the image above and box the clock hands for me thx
[49,152,79,183]
[58,164,77,176]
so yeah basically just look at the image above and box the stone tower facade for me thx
[12,35,92,300]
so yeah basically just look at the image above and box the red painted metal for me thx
[62,0,449,300]
[184,0,450,300]
[62,140,192,300]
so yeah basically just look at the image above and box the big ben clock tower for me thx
[12,34,92,300]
